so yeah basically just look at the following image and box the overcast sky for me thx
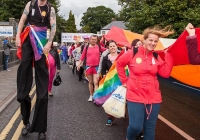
[58,0,121,29]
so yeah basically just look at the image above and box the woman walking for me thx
[116,26,174,140]
[101,40,119,126]
[48,43,61,96]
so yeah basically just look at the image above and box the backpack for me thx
[133,47,158,59]
[25,0,51,27]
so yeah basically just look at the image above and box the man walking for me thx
[15,0,56,139]
[77,35,106,101]
[3,36,12,71]
[60,42,68,64]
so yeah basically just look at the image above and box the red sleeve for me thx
[186,35,200,65]
[100,46,107,52]
[157,52,173,78]
[116,50,132,84]
[80,47,86,61]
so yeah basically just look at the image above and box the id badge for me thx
[31,9,35,16]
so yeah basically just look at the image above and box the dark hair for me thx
[131,39,140,47]
[90,35,98,38]
[108,40,117,46]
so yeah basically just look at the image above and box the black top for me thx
[29,0,50,27]
[49,47,61,70]
[101,53,113,76]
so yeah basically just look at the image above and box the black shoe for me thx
[49,94,53,97]
[38,133,46,140]
[78,78,82,81]
[21,123,30,136]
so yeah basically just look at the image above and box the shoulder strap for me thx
[28,0,36,18]
[133,47,138,57]
[25,0,36,25]
[98,44,101,56]
[153,52,158,60]
[47,2,52,28]
[85,45,89,58]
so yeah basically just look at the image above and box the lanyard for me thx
[37,1,49,22]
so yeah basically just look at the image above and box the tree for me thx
[80,6,116,33]
[0,0,29,21]
[0,0,67,43]
[81,25,91,33]
[65,10,77,33]
[55,15,68,42]
[117,0,200,38]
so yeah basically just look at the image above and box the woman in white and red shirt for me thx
[116,26,174,140]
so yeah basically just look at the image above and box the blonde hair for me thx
[143,25,174,39]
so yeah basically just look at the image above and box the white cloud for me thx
[58,0,121,30]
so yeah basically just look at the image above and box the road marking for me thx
[158,115,195,140]
[11,93,36,140]
[0,86,36,140]
[173,82,200,92]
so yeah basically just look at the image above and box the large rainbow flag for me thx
[104,26,200,88]
[93,51,129,105]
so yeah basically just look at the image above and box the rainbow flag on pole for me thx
[93,51,129,105]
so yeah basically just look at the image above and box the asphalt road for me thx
[0,63,199,140]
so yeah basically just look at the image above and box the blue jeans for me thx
[126,101,160,140]
[4,55,9,70]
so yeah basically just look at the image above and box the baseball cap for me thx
[83,35,89,39]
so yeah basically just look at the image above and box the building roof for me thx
[101,21,127,30]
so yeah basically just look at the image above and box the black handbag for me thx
[53,73,62,86]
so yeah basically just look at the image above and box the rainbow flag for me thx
[29,26,47,61]
[93,51,129,105]
[17,26,47,61]
[58,49,62,55]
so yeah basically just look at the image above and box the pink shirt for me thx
[108,54,118,63]
[80,44,106,66]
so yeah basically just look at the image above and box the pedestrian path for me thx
[0,65,19,110]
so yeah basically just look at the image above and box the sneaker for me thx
[6,69,10,72]
[38,133,46,140]
[84,76,89,82]
[136,132,144,140]
[88,96,93,102]
[106,118,114,126]
[21,123,30,136]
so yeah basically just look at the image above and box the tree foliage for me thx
[80,6,116,33]
[117,0,200,38]
[65,10,77,33]
[81,25,91,33]
[0,0,67,43]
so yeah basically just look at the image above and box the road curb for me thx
[0,77,36,114]
[0,91,17,114]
